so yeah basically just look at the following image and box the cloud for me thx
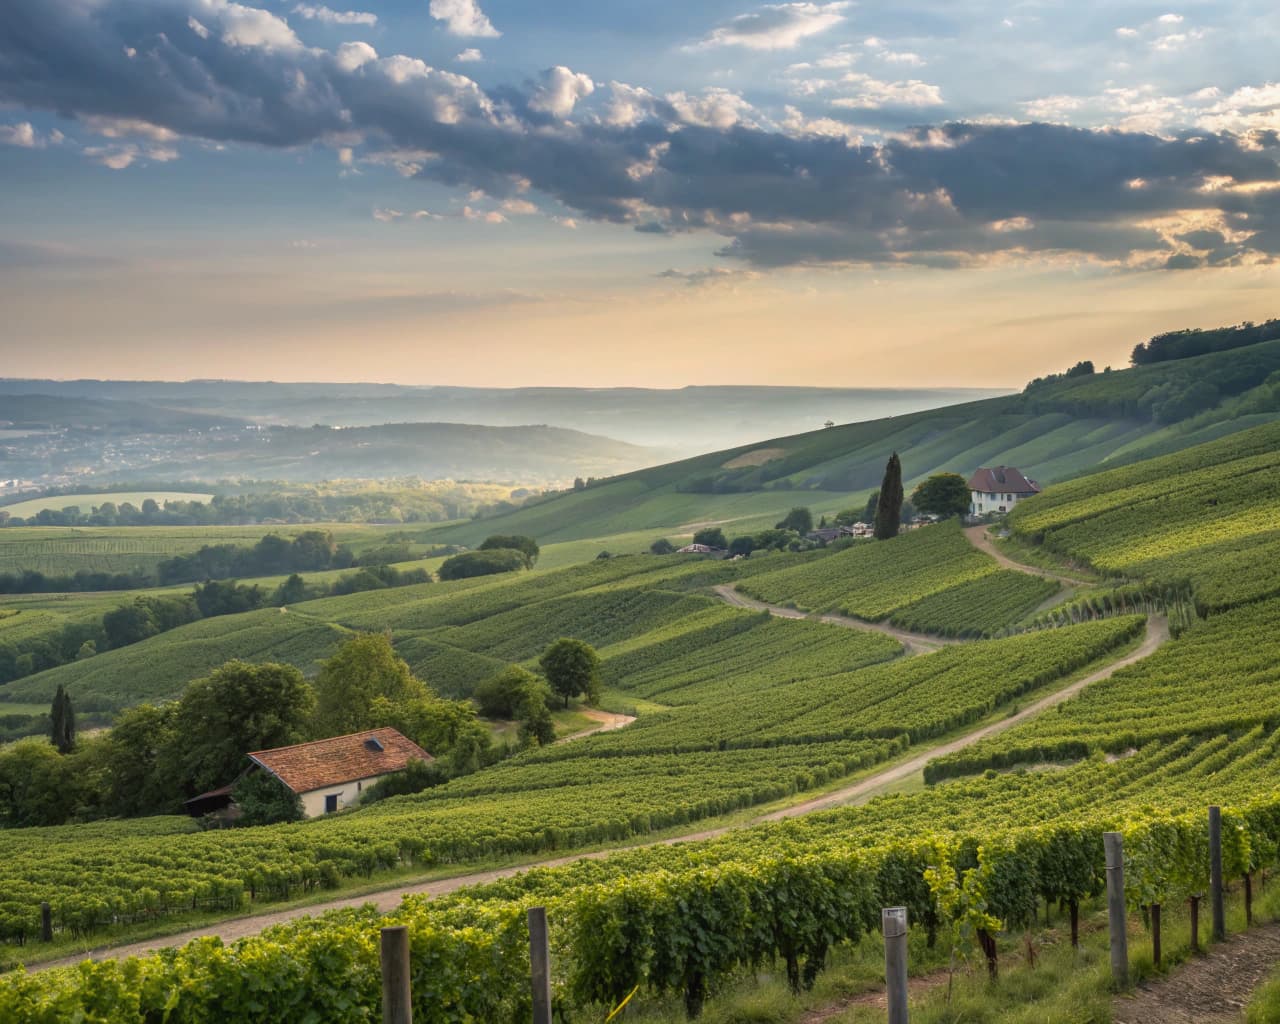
[500,198,538,214]
[657,267,761,286]
[3,0,1280,272]
[694,2,850,51]
[0,122,38,147]
[291,4,377,27]
[529,66,595,118]
[830,73,943,109]
[456,48,483,63]
[665,88,754,129]
[604,81,655,127]
[428,0,499,38]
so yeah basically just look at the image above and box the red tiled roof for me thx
[248,727,433,795]
[967,466,1040,495]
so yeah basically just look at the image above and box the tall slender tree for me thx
[50,684,75,754]
[874,453,904,540]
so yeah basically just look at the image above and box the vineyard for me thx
[738,522,1057,634]
[0,616,1142,949]
[1008,421,1280,612]
[1,412,1279,1020]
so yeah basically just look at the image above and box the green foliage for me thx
[170,661,316,795]
[539,637,601,708]
[472,665,542,718]
[49,684,75,754]
[359,758,449,804]
[649,538,676,555]
[479,534,540,567]
[911,473,972,519]
[691,527,727,549]
[313,633,426,737]
[438,548,527,581]
[775,507,813,534]
[874,453,904,540]
[232,770,303,827]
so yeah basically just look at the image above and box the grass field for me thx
[0,492,214,520]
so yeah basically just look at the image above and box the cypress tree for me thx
[874,452,904,540]
[50,684,76,754]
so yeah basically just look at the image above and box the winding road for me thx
[27,524,1170,974]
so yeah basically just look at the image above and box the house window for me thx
[325,793,339,813]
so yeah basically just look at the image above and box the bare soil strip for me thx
[1114,920,1280,1023]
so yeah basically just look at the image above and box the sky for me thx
[1,0,1278,388]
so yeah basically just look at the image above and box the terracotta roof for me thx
[248,727,433,795]
[967,466,1040,495]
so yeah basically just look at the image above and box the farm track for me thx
[27,524,1166,974]
[963,524,1092,586]
[712,584,953,655]
[554,708,636,743]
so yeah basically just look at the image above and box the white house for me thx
[967,466,1041,517]
[247,727,433,818]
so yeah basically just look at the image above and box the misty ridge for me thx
[0,381,1007,492]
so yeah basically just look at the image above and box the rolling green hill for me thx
[430,337,1280,547]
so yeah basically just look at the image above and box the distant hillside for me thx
[435,337,1280,545]
[0,394,244,432]
[0,380,1007,453]
[0,420,659,490]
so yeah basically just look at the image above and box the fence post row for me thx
[1103,831,1129,988]
[380,925,412,1024]
[529,906,553,1024]
[1209,805,1226,942]
[882,906,909,1024]
[40,902,52,943]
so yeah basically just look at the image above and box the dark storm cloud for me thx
[4,0,1280,269]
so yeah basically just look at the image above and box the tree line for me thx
[651,460,971,557]
[0,629,602,829]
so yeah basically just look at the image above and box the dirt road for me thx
[963,524,1091,585]
[712,583,953,655]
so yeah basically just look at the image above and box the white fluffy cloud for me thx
[830,72,943,109]
[456,48,483,62]
[335,40,378,71]
[429,0,499,38]
[666,88,755,129]
[530,66,595,118]
[695,2,850,51]
[604,82,655,127]
[0,122,37,147]
[292,4,377,27]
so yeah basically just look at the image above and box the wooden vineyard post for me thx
[1246,872,1254,926]
[380,925,412,1024]
[882,907,909,1024]
[1104,832,1129,988]
[1209,806,1226,942]
[1189,895,1201,953]
[529,906,553,1024]
[1150,904,1161,967]
[1069,898,1080,948]
[40,902,52,943]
